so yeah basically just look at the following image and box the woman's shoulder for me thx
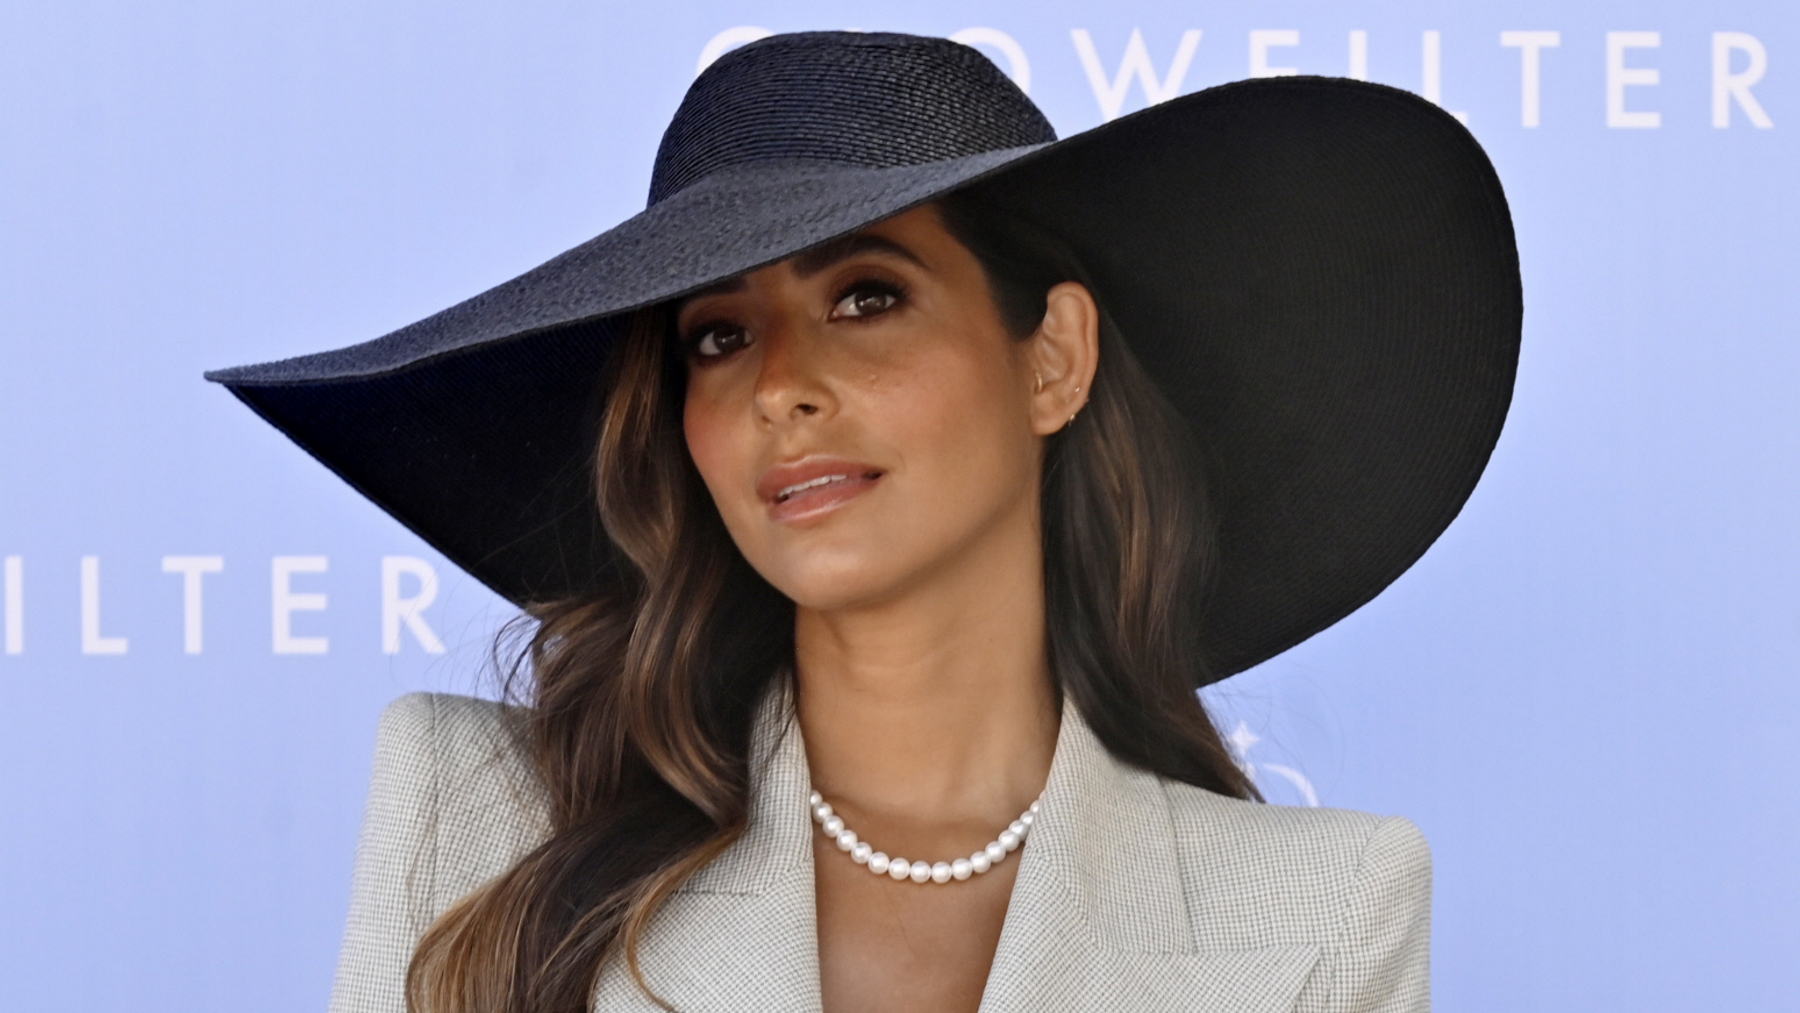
[1161,777,1431,864]
[366,691,554,902]
[375,689,534,765]
[330,693,554,1009]
[1157,777,1432,951]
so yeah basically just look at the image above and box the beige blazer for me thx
[328,676,1431,1012]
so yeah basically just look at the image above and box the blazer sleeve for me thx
[327,692,442,1013]
[1323,814,1434,1012]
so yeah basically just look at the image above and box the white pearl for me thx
[809,788,1041,886]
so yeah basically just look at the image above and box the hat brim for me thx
[203,73,1521,683]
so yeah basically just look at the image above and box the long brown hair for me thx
[401,185,1264,1012]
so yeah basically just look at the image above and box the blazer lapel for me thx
[592,674,1320,1012]
[973,690,1320,1012]
[591,673,825,1012]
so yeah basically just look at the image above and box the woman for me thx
[205,29,1520,1013]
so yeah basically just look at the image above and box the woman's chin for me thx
[767,564,902,613]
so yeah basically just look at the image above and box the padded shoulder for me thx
[407,691,556,898]
[327,691,554,1013]
[1162,783,1432,1011]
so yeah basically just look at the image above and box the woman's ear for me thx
[1027,280,1099,435]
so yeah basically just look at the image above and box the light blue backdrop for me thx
[3,2,1793,1009]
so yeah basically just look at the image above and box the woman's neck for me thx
[788,576,1060,828]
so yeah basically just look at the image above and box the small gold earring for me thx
[1043,378,1084,429]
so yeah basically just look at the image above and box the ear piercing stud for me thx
[1036,371,1084,428]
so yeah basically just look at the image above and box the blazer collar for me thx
[592,673,1319,1011]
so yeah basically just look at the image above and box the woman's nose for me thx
[751,315,832,424]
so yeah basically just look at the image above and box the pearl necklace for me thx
[808,789,1043,884]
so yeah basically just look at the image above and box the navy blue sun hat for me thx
[202,29,1522,684]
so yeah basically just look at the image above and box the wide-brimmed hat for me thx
[202,29,1521,684]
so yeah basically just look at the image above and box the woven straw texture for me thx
[328,678,1430,1011]
[202,32,1521,687]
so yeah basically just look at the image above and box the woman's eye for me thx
[681,278,906,363]
[685,324,745,360]
[832,279,906,320]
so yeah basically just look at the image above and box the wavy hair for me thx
[399,185,1264,1012]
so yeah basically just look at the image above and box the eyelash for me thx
[679,276,910,363]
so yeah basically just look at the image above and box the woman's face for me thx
[674,202,1049,612]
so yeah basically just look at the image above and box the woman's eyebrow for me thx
[788,232,928,279]
[674,233,928,310]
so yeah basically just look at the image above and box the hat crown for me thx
[647,31,1057,206]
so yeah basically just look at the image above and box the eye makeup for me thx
[679,274,912,364]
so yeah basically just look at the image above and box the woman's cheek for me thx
[683,397,735,500]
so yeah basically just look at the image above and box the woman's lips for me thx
[767,472,882,523]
